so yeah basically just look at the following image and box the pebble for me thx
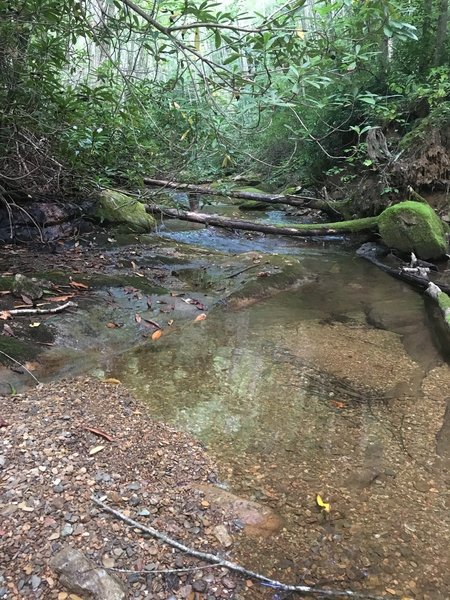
[61,524,73,537]
[30,575,41,590]
[192,579,207,592]
[53,484,64,493]
[129,494,140,506]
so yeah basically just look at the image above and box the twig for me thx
[92,496,388,599]
[225,264,260,279]
[0,350,40,384]
[7,300,77,316]
[83,426,114,442]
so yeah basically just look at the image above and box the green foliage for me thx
[0,0,449,193]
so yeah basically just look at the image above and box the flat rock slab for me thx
[50,547,126,599]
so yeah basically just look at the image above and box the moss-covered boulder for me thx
[378,201,448,259]
[96,190,155,232]
[238,200,268,211]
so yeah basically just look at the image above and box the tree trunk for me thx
[143,177,328,209]
[146,204,378,237]
[434,0,449,66]
[420,0,433,73]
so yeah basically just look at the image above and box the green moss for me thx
[96,190,155,232]
[238,200,268,211]
[378,201,448,260]
[437,291,450,324]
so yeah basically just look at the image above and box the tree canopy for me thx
[0,0,449,192]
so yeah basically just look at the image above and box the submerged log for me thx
[146,204,378,238]
[357,243,450,294]
[143,177,330,210]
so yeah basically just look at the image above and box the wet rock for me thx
[50,546,127,599]
[197,484,282,538]
[12,274,44,301]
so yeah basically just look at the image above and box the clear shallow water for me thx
[110,223,450,598]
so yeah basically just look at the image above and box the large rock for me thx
[197,484,282,538]
[12,274,44,300]
[96,189,155,232]
[378,200,448,259]
[50,546,127,600]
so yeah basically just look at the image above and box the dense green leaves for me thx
[0,0,449,192]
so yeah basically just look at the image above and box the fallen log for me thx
[426,282,450,331]
[146,204,378,238]
[357,243,450,294]
[143,177,331,210]
[3,300,77,317]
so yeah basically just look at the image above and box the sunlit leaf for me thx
[102,378,121,385]
[151,329,163,340]
[194,313,207,322]
[89,445,105,455]
[316,494,331,513]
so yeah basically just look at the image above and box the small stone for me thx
[31,575,41,590]
[192,579,207,593]
[127,482,140,491]
[127,574,140,584]
[137,509,150,517]
[102,555,115,569]
[221,576,236,589]
[53,484,64,494]
[213,524,233,548]
[128,494,140,506]
[61,524,73,537]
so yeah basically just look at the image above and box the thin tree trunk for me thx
[420,0,433,73]
[434,0,449,66]
[146,204,378,237]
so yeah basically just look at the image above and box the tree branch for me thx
[92,496,387,599]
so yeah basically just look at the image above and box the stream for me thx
[1,204,450,598]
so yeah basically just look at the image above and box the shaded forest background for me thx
[1,0,450,210]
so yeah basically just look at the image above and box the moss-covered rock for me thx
[238,200,268,211]
[96,190,155,232]
[378,201,448,260]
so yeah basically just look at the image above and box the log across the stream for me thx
[143,177,331,210]
[146,204,378,237]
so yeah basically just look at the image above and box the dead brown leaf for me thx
[194,313,207,322]
[0,311,11,320]
[70,281,89,290]
[3,323,15,337]
[83,425,114,442]
[151,329,163,341]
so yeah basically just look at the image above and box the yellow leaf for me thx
[102,377,121,385]
[29,322,41,328]
[316,494,331,513]
[152,329,163,341]
[194,313,207,322]
[173,101,181,109]
[221,153,232,168]
[296,28,305,39]
[194,29,201,51]
[89,445,105,455]
[180,129,189,141]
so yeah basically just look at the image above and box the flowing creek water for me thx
[2,208,450,598]
[116,220,450,599]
